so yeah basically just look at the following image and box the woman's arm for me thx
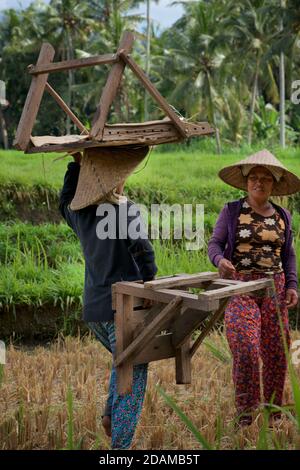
[281,209,298,308]
[58,153,82,227]
[282,210,298,291]
[125,203,158,281]
[208,204,229,267]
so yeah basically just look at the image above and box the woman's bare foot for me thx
[102,415,112,437]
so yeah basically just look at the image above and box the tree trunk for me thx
[206,71,221,154]
[248,55,260,146]
[144,0,151,121]
[0,108,8,149]
[66,29,74,135]
[280,0,286,148]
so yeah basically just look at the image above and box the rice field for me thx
[0,145,300,450]
[1,329,300,450]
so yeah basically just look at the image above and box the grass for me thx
[0,329,300,450]
[1,146,300,210]
[0,222,299,330]
[1,142,300,188]
[0,143,300,449]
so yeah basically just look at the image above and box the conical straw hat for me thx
[70,146,150,210]
[218,149,300,196]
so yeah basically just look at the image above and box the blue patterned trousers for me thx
[87,320,148,449]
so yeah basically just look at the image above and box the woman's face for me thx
[247,166,274,202]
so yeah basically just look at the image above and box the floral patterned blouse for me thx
[232,199,285,273]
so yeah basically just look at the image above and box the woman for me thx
[208,149,300,426]
[59,146,157,449]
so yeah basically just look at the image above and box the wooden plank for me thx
[133,333,175,364]
[13,42,55,150]
[209,279,246,286]
[184,121,215,137]
[171,308,211,349]
[114,281,219,312]
[90,31,134,140]
[119,51,187,138]
[102,119,213,132]
[199,278,273,301]
[30,134,89,146]
[175,341,191,384]
[25,136,168,153]
[26,119,214,153]
[132,304,163,338]
[28,54,118,74]
[144,272,219,290]
[45,83,89,134]
[114,296,182,367]
[112,284,143,310]
[115,293,134,395]
[203,279,249,291]
[190,298,229,357]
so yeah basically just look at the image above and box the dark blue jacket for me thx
[59,161,158,322]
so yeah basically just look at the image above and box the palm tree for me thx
[267,0,300,144]
[225,0,279,145]
[156,0,231,151]
[44,0,98,133]
[144,0,160,121]
[71,0,144,124]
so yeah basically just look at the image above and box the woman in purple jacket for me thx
[208,150,300,427]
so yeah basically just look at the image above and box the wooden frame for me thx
[112,272,273,394]
[13,31,215,153]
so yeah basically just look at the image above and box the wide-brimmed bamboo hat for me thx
[70,146,149,210]
[218,149,300,196]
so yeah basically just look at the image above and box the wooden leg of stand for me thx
[115,293,134,395]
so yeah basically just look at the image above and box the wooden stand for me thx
[112,272,273,394]
[13,31,214,153]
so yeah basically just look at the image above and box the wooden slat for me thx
[45,83,88,134]
[199,278,273,301]
[119,51,187,138]
[30,134,89,146]
[112,283,143,310]
[133,304,163,338]
[144,272,219,290]
[26,132,177,153]
[209,279,245,286]
[90,31,134,140]
[113,282,219,312]
[133,333,175,364]
[13,43,55,150]
[28,53,118,74]
[115,293,134,395]
[190,298,229,358]
[175,341,191,384]
[26,119,214,153]
[114,296,182,367]
[171,308,210,349]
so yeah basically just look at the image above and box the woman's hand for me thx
[218,258,236,279]
[285,288,298,309]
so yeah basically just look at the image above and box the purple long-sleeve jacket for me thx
[208,197,298,290]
